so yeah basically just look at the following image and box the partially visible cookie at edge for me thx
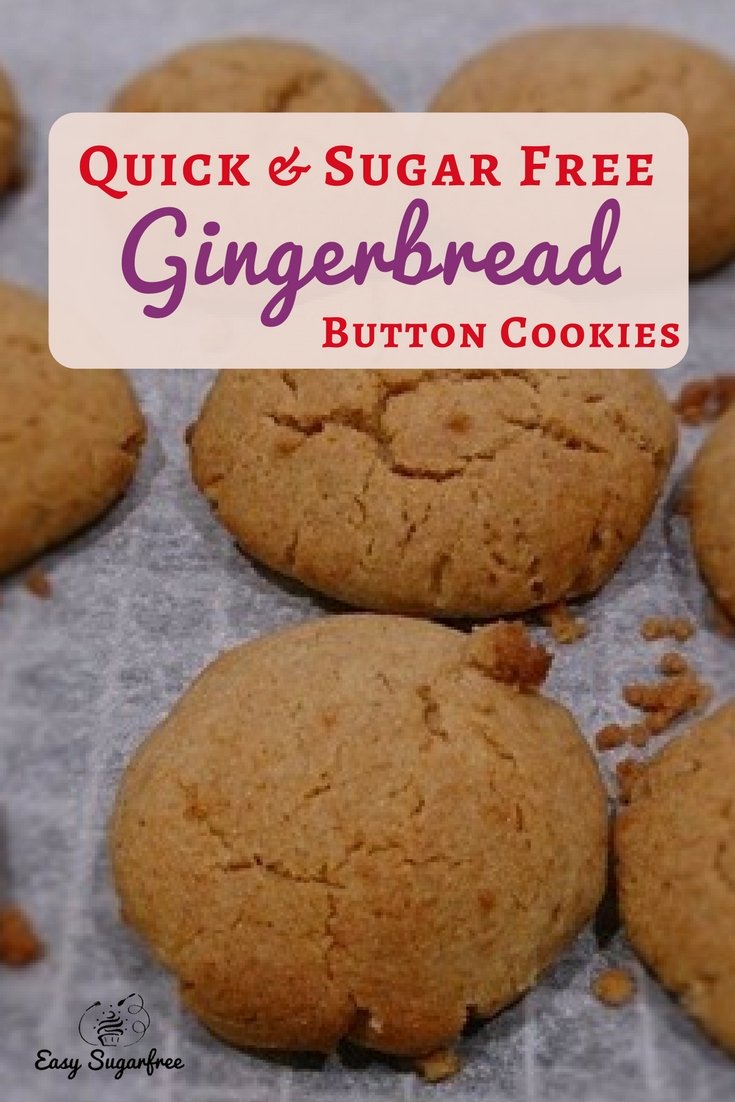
[0,63,20,192]
[430,26,735,275]
[188,369,676,618]
[0,281,146,575]
[616,701,735,1055]
[111,37,388,112]
[690,405,735,622]
[110,613,607,1059]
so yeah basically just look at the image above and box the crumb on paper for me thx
[0,904,44,966]
[616,759,647,803]
[540,601,587,645]
[673,375,735,425]
[596,656,710,753]
[23,567,52,600]
[615,668,712,749]
[627,723,651,749]
[624,669,711,725]
[417,1049,461,1083]
[640,616,695,643]
[466,622,552,691]
[595,724,629,751]
[592,968,636,1007]
[658,652,689,677]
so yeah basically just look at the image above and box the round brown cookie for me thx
[0,64,20,192]
[110,615,606,1058]
[111,37,388,113]
[0,282,145,575]
[690,406,735,622]
[430,26,735,275]
[188,370,676,618]
[616,701,735,1055]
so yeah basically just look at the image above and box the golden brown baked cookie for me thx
[616,701,735,1055]
[430,26,735,275]
[0,282,145,575]
[690,406,735,621]
[111,37,387,112]
[110,614,607,1058]
[188,370,676,618]
[0,64,20,192]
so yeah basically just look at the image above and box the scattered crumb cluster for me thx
[540,601,588,645]
[639,616,695,643]
[595,617,711,754]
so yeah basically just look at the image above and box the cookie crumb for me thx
[623,669,711,738]
[640,616,695,643]
[540,602,587,645]
[467,623,551,691]
[0,905,44,966]
[627,723,651,749]
[595,724,629,751]
[658,652,688,677]
[616,759,647,803]
[673,375,735,425]
[596,722,651,752]
[417,1048,461,1082]
[592,968,636,1007]
[23,567,52,600]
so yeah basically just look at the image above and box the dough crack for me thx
[269,68,326,111]
[417,683,450,742]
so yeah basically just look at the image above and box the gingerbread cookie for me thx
[0,282,145,574]
[111,615,606,1058]
[188,370,676,617]
[111,37,388,113]
[616,701,735,1055]
[690,405,735,621]
[0,63,20,192]
[431,26,735,275]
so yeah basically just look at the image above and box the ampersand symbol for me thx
[269,146,311,186]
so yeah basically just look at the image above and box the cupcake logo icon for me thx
[78,994,150,1048]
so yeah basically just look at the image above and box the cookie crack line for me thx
[264,403,614,486]
[266,409,468,480]
[270,68,327,111]
[222,853,345,891]
[417,683,450,742]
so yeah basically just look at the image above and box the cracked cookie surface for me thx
[189,369,676,617]
[690,406,735,622]
[0,281,145,574]
[430,26,735,275]
[0,63,19,192]
[110,614,606,1057]
[111,37,387,112]
[616,701,735,1055]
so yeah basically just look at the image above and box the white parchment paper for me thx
[1,2,734,1099]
